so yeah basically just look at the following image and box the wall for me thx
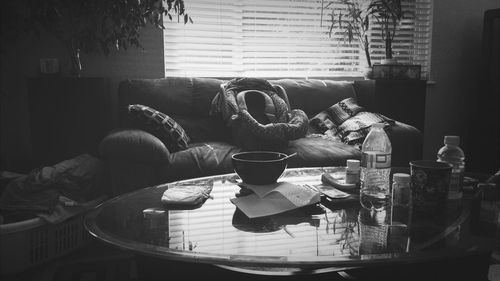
[0,27,164,172]
[424,0,499,172]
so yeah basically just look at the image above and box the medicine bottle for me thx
[392,173,411,207]
[345,159,360,185]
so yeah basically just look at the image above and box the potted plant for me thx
[321,0,410,70]
[322,0,373,68]
[2,0,192,76]
[368,0,409,64]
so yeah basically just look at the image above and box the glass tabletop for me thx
[84,167,490,271]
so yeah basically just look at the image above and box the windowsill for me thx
[193,76,436,84]
[208,76,366,81]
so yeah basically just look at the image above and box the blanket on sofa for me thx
[310,97,395,147]
[209,78,309,150]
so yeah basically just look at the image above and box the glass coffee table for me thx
[84,167,496,280]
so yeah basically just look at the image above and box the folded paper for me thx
[230,181,320,218]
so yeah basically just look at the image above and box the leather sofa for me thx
[100,77,422,194]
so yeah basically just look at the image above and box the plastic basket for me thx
[0,213,91,275]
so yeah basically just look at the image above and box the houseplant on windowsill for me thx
[321,0,374,78]
[368,0,409,64]
[1,0,192,76]
[321,0,411,77]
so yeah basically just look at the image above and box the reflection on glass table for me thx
[84,167,496,277]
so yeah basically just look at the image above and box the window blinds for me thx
[164,0,432,78]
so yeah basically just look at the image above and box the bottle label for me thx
[361,152,391,169]
[449,168,464,193]
[345,170,360,184]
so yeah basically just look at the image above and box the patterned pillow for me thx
[310,97,364,131]
[128,104,190,152]
[309,98,394,147]
[336,111,394,145]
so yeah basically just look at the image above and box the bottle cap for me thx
[444,135,460,146]
[393,173,411,184]
[347,159,360,170]
[371,123,385,129]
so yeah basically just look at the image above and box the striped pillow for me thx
[128,104,190,152]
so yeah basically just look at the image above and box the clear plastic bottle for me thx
[360,123,392,211]
[437,135,465,199]
[391,173,412,229]
[358,206,390,254]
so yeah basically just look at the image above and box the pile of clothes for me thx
[0,154,108,224]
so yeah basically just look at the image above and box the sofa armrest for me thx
[99,129,171,194]
[386,121,423,167]
[99,129,170,164]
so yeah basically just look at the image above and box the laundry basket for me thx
[0,154,109,275]
[0,212,92,275]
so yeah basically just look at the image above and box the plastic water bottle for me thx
[437,135,465,199]
[358,206,390,255]
[360,123,392,211]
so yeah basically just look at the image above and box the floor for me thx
[2,240,138,281]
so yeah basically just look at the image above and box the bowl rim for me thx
[231,151,288,163]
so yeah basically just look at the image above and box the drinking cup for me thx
[409,160,452,216]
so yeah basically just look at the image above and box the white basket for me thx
[0,213,91,275]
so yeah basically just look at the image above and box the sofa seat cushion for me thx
[281,135,361,168]
[166,142,242,181]
[165,137,360,182]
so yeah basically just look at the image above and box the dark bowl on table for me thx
[231,151,288,185]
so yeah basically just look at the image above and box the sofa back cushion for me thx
[270,79,357,117]
[118,77,357,143]
[118,77,230,143]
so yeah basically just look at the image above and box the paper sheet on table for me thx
[230,182,321,218]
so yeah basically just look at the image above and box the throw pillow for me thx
[128,104,190,152]
[309,97,395,147]
[309,97,364,133]
[336,111,395,145]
